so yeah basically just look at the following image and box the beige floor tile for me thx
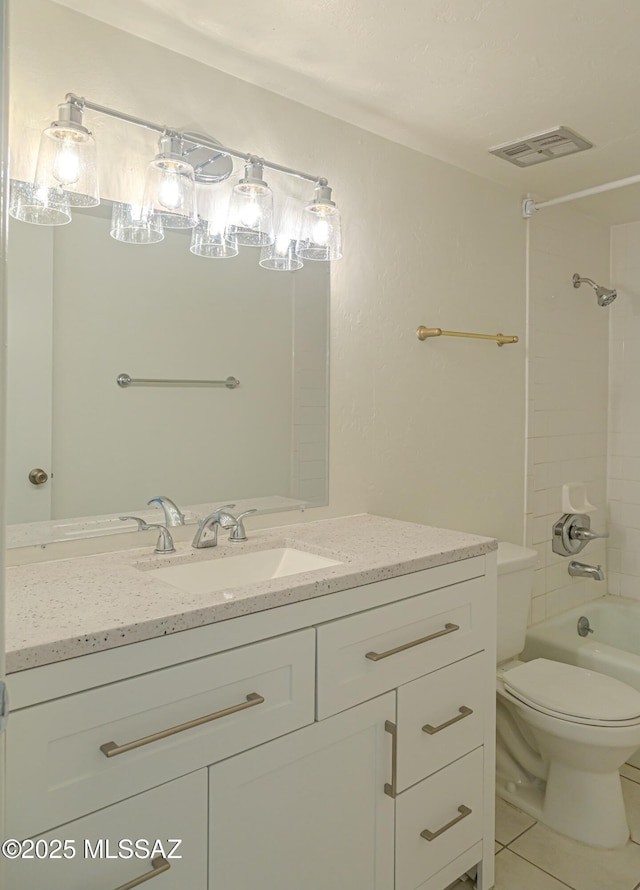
[511,822,640,890]
[495,797,537,845]
[495,849,572,890]
[622,763,640,786]
[495,841,503,854]
[622,777,640,843]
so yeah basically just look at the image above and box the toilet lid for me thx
[503,659,640,722]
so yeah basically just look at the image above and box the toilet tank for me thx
[497,542,538,663]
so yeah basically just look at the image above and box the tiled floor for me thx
[448,764,640,890]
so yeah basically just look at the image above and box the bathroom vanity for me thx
[4,515,497,890]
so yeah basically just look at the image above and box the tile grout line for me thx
[507,848,579,890]
[501,820,537,848]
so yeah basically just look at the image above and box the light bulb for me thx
[239,192,261,228]
[158,173,183,211]
[312,217,330,247]
[52,138,82,186]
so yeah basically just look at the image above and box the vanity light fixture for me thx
[190,180,238,258]
[23,93,343,268]
[142,133,197,229]
[225,158,274,247]
[259,196,303,271]
[296,180,342,261]
[33,98,99,207]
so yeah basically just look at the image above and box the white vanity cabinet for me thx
[5,551,496,890]
[209,693,396,890]
[5,770,208,889]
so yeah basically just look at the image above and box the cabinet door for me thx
[5,770,207,889]
[209,692,395,890]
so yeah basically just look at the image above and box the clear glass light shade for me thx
[9,179,71,226]
[296,202,342,261]
[142,155,197,228]
[190,181,238,258]
[191,219,238,258]
[34,122,99,207]
[225,178,274,247]
[259,235,303,271]
[110,202,164,244]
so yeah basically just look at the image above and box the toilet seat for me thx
[501,658,640,727]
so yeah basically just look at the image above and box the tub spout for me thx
[568,561,604,581]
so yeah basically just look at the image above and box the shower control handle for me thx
[570,526,609,542]
[552,513,606,557]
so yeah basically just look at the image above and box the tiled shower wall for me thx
[526,204,610,623]
[608,223,640,597]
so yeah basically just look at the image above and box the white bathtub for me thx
[522,595,640,768]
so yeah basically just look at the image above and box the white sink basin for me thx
[146,547,342,595]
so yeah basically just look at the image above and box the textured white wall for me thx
[8,0,527,541]
[526,205,610,624]
[608,222,640,597]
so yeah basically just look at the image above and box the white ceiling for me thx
[53,0,640,224]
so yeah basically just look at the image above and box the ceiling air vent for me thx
[489,127,593,167]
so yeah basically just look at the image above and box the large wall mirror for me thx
[6,196,329,532]
[6,2,332,543]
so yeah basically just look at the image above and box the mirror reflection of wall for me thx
[6,196,329,524]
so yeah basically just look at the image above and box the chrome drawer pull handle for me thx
[114,856,170,890]
[100,692,265,758]
[422,706,473,735]
[384,720,398,799]
[365,623,460,661]
[420,805,472,842]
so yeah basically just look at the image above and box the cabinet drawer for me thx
[316,575,490,718]
[7,629,315,838]
[395,747,484,890]
[6,770,207,890]
[396,652,486,792]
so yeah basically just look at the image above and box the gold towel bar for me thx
[417,325,518,346]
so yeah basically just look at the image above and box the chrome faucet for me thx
[192,504,236,549]
[120,516,175,553]
[228,509,258,542]
[147,496,185,527]
[568,560,604,581]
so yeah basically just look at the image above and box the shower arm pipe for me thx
[522,172,640,218]
[64,93,325,185]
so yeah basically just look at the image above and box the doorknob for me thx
[29,468,49,485]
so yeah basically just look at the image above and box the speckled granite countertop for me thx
[6,513,496,673]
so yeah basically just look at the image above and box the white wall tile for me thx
[527,206,609,625]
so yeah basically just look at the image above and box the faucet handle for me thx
[119,516,175,554]
[147,496,185,527]
[228,509,258,542]
[120,515,150,531]
[571,526,609,542]
[212,504,237,528]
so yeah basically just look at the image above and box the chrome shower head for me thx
[572,273,617,307]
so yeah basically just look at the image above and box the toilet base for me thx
[543,760,629,848]
[497,693,634,848]
[497,764,629,848]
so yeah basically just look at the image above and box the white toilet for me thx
[496,542,640,848]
